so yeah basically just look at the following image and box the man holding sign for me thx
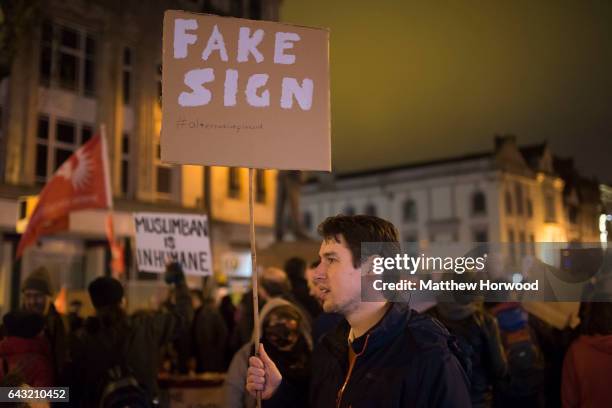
[161,9,332,406]
[246,215,471,407]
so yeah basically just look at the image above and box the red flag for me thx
[17,134,112,258]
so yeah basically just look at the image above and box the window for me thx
[303,211,312,230]
[527,198,533,218]
[505,191,513,215]
[120,133,131,195]
[155,140,172,195]
[568,205,578,224]
[255,169,266,203]
[508,228,516,263]
[472,191,486,215]
[518,231,526,258]
[81,125,92,144]
[35,115,94,183]
[54,120,75,170]
[403,232,419,258]
[122,47,132,105]
[39,21,96,96]
[515,183,524,215]
[40,21,52,86]
[250,0,262,19]
[156,167,171,194]
[228,167,241,198]
[403,199,417,223]
[343,206,355,216]
[473,229,488,242]
[365,204,377,217]
[403,232,418,242]
[545,194,556,222]
[35,116,49,181]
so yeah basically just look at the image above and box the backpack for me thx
[97,331,151,408]
[491,304,544,397]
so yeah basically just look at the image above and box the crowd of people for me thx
[0,214,610,407]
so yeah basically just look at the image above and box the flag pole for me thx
[99,124,114,210]
[249,168,262,408]
[100,124,120,279]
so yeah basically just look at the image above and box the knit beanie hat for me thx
[22,267,52,296]
[88,277,124,308]
[3,310,45,338]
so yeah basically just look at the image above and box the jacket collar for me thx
[323,303,412,360]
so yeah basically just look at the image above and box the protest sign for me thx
[133,212,212,276]
[161,10,330,171]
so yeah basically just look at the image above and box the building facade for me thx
[301,136,602,257]
[0,0,281,313]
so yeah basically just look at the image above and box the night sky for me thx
[281,1,612,183]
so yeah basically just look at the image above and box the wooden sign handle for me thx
[248,168,262,408]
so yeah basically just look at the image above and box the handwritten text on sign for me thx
[133,212,212,276]
[161,11,330,171]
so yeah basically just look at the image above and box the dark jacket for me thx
[69,281,193,405]
[271,303,471,408]
[429,303,507,407]
[0,336,54,387]
[45,303,69,380]
[193,301,228,372]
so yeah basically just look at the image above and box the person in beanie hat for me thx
[16,267,68,384]
[68,262,194,406]
[22,267,53,315]
[0,310,54,387]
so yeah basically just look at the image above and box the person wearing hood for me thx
[429,273,507,407]
[247,215,470,407]
[0,310,54,387]
[226,297,312,408]
[562,301,612,408]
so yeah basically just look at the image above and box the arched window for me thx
[403,199,417,222]
[472,191,486,215]
[505,191,513,215]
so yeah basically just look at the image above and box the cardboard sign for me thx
[133,212,212,276]
[161,10,330,171]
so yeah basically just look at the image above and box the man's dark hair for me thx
[317,215,400,268]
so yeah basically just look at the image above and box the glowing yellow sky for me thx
[282,1,612,181]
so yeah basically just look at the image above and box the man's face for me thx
[313,235,362,315]
[305,267,323,303]
[22,290,50,315]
